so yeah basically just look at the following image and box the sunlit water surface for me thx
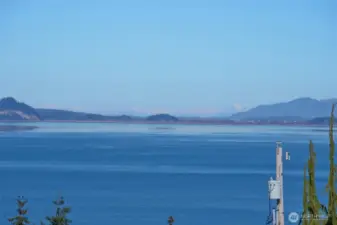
[0,123,333,225]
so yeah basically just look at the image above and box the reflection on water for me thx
[0,122,329,136]
[0,160,330,178]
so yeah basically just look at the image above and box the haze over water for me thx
[1,1,336,224]
[0,123,332,225]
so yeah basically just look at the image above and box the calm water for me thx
[0,123,333,225]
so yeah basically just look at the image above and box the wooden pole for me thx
[276,142,284,225]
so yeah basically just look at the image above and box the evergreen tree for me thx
[300,104,337,225]
[42,197,71,225]
[168,216,174,225]
[8,196,30,225]
[326,104,336,225]
[301,164,309,225]
[307,140,322,224]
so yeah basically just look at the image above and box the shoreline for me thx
[0,120,329,127]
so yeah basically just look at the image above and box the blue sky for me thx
[0,0,336,116]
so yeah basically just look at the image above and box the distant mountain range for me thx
[35,108,133,121]
[0,97,179,122]
[231,97,337,120]
[0,97,336,125]
[0,97,40,121]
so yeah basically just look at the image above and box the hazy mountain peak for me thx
[0,97,40,121]
[231,97,336,119]
[0,97,18,105]
[288,97,317,103]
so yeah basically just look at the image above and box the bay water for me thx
[0,123,332,225]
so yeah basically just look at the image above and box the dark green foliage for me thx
[168,216,174,225]
[41,197,71,225]
[8,196,30,225]
[300,104,336,225]
[301,164,308,225]
[301,141,324,225]
[308,141,323,225]
[327,104,336,225]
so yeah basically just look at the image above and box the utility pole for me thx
[276,142,284,225]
